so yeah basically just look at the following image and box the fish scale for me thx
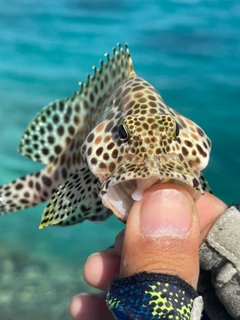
[0,44,211,228]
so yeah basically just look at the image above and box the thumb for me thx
[120,183,200,289]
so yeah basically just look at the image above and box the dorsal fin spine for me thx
[100,59,104,69]
[79,43,134,95]
[105,53,110,62]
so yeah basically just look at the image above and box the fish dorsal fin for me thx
[19,43,134,164]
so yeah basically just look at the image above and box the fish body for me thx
[0,44,211,227]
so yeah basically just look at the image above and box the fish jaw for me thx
[100,157,202,222]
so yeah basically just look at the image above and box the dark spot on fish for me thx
[33,134,38,141]
[185,140,193,148]
[87,133,94,143]
[68,126,75,136]
[196,144,207,157]
[103,153,109,161]
[47,124,53,132]
[90,92,94,103]
[91,157,97,165]
[99,162,107,170]
[20,199,29,204]
[54,145,62,155]
[48,136,55,144]
[36,182,41,191]
[61,168,67,179]
[15,183,23,190]
[74,116,80,125]
[59,101,64,111]
[197,127,205,137]
[42,148,49,156]
[107,142,114,150]
[83,100,89,110]
[111,149,118,159]
[75,104,80,113]
[40,127,45,135]
[87,147,92,156]
[96,147,103,156]
[106,121,114,132]
[64,115,70,123]
[53,114,60,124]
[42,175,52,187]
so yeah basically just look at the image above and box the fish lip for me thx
[100,163,202,222]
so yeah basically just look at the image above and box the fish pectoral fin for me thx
[18,95,88,165]
[39,167,111,228]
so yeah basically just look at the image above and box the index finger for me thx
[196,192,227,242]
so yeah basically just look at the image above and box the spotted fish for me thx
[0,44,211,228]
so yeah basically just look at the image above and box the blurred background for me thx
[0,0,239,319]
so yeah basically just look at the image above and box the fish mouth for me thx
[100,162,202,222]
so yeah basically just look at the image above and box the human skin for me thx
[70,184,227,320]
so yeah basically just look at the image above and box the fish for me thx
[0,44,211,228]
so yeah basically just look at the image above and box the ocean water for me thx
[0,0,239,319]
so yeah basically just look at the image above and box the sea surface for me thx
[0,0,239,319]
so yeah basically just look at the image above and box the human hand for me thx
[70,183,227,319]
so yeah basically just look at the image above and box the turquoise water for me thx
[0,1,239,318]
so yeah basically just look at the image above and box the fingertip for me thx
[84,251,120,291]
[83,252,101,283]
[70,294,83,319]
[70,293,113,320]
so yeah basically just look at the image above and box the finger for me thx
[120,183,200,288]
[70,293,114,320]
[114,229,124,256]
[83,249,120,291]
[195,191,227,242]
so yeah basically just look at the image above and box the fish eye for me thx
[118,123,129,142]
[175,122,180,137]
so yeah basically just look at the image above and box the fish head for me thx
[81,75,211,222]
